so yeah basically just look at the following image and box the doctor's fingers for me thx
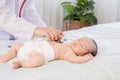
[58,32,64,39]
[51,30,63,40]
[48,32,56,40]
[45,30,59,41]
[51,28,63,40]
[42,30,56,40]
[48,31,62,41]
[47,27,63,40]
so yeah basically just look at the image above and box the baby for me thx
[0,37,98,69]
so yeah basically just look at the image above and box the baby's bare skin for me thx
[0,37,96,69]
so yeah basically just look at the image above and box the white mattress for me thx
[0,22,120,80]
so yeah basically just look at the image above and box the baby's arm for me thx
[0,43,23,63]
[66,53,94,64]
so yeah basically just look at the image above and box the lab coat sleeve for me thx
[22,0,46,27]
[0,1,36,40]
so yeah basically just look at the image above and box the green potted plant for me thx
[61,0,97,30]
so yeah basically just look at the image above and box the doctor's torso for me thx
[0,0,46,40]
[5,0,25,17]
[0,0,28,40]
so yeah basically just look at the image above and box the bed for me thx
[0,22,120,80]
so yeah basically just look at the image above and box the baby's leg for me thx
[0,43,23,63]
[12,51,45,69]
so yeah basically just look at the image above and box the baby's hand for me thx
[68,53,94,64]
[87,53,94,59]
[83,53,94,62]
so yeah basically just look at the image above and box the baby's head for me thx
[70,37,98,57]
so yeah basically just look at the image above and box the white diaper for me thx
[17,40,54,62]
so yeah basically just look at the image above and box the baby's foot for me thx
[12,61,22,69]
[0,55,7,63]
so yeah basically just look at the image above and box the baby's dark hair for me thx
[90,39,98,57]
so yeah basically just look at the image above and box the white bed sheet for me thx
[0,22,120,80]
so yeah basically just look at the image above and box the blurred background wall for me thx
[33,0,120,30]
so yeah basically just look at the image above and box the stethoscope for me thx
[19,0,26,17]
[9,0,26,40]
[5,0,26,17]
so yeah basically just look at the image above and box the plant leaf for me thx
[61,2,75,14]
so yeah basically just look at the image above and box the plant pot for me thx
[64,20,90,31]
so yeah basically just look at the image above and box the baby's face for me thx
[70,37,95,56]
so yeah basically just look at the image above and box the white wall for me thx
[118,0,120,21]
[33,0,120,30]
[33,0,65,30]
[94,0,119,23]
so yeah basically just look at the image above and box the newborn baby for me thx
[0,37,98,69]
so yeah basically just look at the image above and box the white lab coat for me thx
[0,0,46,40]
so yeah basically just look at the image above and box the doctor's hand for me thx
[34,27,63,41]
